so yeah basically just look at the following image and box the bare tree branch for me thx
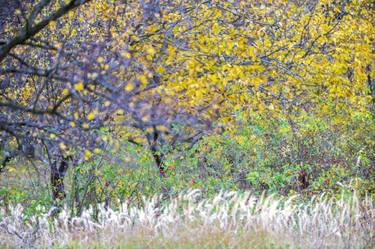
[0,0,91,62]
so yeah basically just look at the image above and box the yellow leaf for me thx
[87,112,95,120]
[62,88,70,95]
[146,47,156,55]
[59,142,67,150]
[93,148,102,154]
[124,82,135,92]
[49,20,56,29]
[146,127,154,133]
[139,75,148,85]
[84,150,92,160]
[97,56,104,63]
[121,51,131,59]
[134,137,144,144]
[212,23,220,33]
[156,125,169,132]
[74,81,84,91]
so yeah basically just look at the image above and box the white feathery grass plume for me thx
[0,190,373,248]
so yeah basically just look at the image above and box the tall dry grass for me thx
[0,190,374,248]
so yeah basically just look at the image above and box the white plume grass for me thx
[0,190,373,248]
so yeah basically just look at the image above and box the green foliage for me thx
[1,106,372,216]
[0,185,51,220]
[55,108,373,205]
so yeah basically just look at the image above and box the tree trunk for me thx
[150,146,165,177]
[146,125,166,177]
[50,156,70,201]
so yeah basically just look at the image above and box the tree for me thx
[0,0,92,202]
[1,0,373,203]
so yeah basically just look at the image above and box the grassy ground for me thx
[59,229,290,249]
[1,190,374,249]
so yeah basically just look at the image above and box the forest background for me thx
[0,1,374,247]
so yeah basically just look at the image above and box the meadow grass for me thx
[0,190,373,249]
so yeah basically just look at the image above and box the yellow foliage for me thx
[87,112,95,120]
[74,82,84,91]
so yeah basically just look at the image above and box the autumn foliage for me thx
[0,0,374,235]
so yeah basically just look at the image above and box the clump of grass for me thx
[0,190,374,248]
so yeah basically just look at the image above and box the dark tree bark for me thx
[146,125,166,177]
[296,170,309,191]
[50,156,70,201]
[151,147,165,177]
